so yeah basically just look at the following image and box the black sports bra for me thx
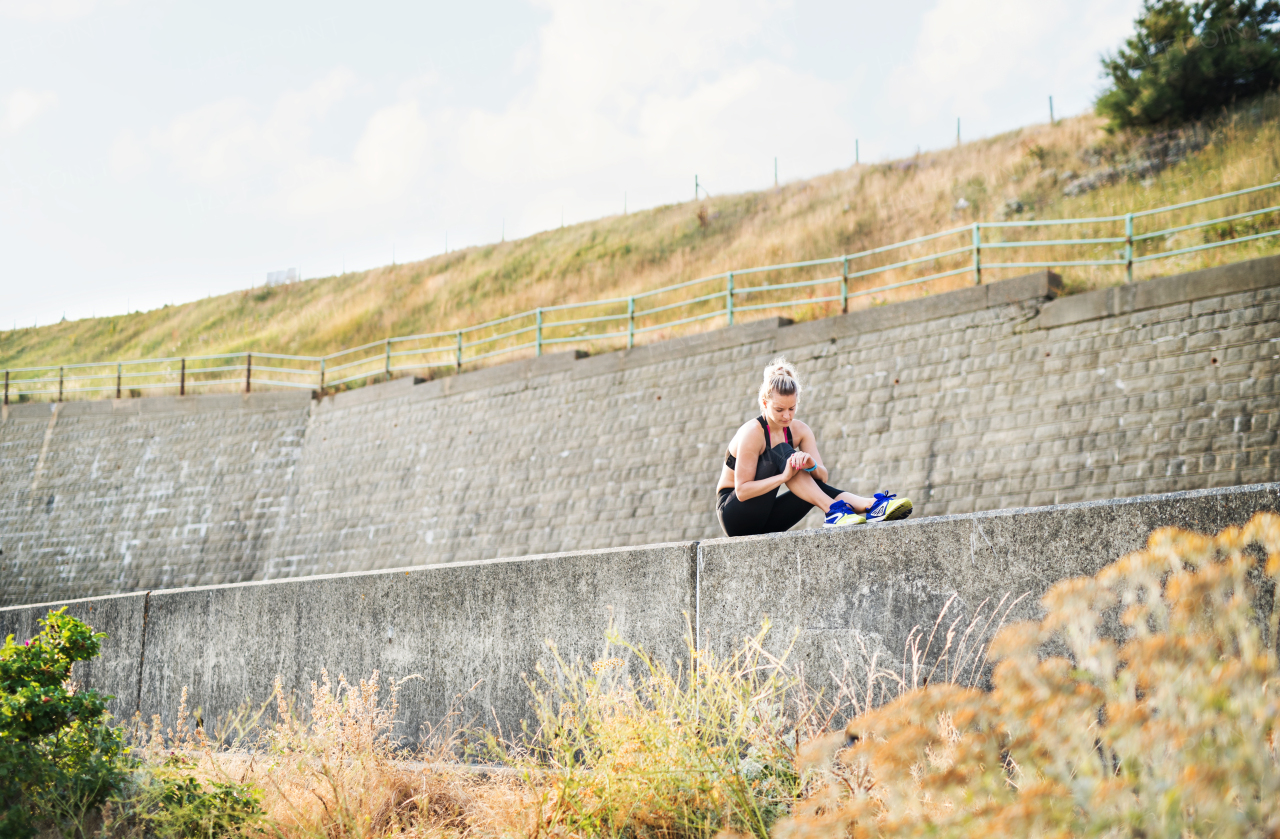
[724,416,793,470]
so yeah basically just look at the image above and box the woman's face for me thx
[762,391,798,427]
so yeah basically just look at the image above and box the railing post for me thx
[456,331,463,371]
[1125,212,1134,284]
[58,366,63,402]
[841,256,849,314]
[627,297,635,349]
[385,338,391,378]
[972,223,982,285]
[116,363,122,399]
[535,309,542,356]
[180,358,186,396]
[319,358,326,391]
[245,353,252,394]
[726,272,735,326]
[3,370,8,406]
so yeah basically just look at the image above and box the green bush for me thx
[0,608,124,837]
[1096,0,1280,131]
[0,609,264,838]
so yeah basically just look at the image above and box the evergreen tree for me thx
[1097,0,1280,130]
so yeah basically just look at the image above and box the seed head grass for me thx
[116,514,1280,837]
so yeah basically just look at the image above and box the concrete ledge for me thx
[0,542,697,738]
[1037,254,1280,328]
[1,390,312,422]
[698,482,1280,695]
[6,485,1278,735]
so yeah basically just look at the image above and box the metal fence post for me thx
[180,358,186,396]
[245,353,252,394]
[385,338,391,377]
[456,331,463,371]
[3,370,8,406]
[319,358,325,391]
[1125,212,1134,284]
[972,223,982,285]
[841,256,849,313]
[535,309,542,356]
[726,272,735,326]
[116,363,122,399]
[58,366,63,402]
[627,297,635,349]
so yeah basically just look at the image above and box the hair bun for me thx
[758,356,801,403]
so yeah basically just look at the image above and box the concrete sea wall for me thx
[2,256,1279,605]
[3,484,1277,738]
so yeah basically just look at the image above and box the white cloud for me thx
[890,0,1140,128]
[457,0,848,200]
[3,88,58,134]
[146,67,432,216]
[0,0,96,21]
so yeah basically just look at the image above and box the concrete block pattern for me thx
[1,258,1279,604]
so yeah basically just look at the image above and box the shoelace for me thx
[870,493,896,515]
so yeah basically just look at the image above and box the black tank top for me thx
[725,416,796,478]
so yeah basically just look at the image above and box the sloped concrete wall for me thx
[3,484,1276,737]
[1,393,311,606]
[2,256,1278,606]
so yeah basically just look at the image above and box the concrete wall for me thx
[3,484,1277,738]
[3,256,1279,605]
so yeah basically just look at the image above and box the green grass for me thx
[3,94,1280,376]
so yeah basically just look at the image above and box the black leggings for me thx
[716,480,845,537]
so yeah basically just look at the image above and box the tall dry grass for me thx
[4,94,1280,380]
[115,515,1280,837]
[783,514,1280,838]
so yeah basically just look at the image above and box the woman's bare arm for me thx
[732,422,794,501]
[791,421,828,483]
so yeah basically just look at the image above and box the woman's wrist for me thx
[803,463,817,472]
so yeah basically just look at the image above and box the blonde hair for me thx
[758,357,801,405]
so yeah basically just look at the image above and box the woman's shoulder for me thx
[731,417,765,444]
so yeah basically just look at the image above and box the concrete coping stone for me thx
[698,481,1280,551]
[1036,253,1280,329]
[1,389,312,422]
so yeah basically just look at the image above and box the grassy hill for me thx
[3,95,1279,376]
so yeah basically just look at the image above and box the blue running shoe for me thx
[823,499,865,527]
[864,492,913,523]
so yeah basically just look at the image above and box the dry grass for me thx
[4,94,1280,380]
[783,514,1280,838]
[111,515,1280,837]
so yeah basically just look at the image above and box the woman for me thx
[715,358,912,537]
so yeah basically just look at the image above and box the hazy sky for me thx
[1,0,1142,327]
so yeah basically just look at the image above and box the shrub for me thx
[781,513,1280,838]
[0,608,124,837]
[1096,0,1280,131]
[1,610,264,838]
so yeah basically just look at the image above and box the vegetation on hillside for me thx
[8,515,1277,836]
[3,95,1280,380]
[1097,0,1280,131]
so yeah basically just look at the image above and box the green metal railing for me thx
[4,180,1279,404]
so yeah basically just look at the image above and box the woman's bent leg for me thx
[782,470,840,513]
[765,478,846,532]
[716,488,778,537]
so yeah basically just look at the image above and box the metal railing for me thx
[5,180,1279,404]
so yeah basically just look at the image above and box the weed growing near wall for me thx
[0,609,123,837]
[9,514,1280,837]
[0,611,262,838]
[782,514,1280,838]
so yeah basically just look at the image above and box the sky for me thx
[0,0,1143,328]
